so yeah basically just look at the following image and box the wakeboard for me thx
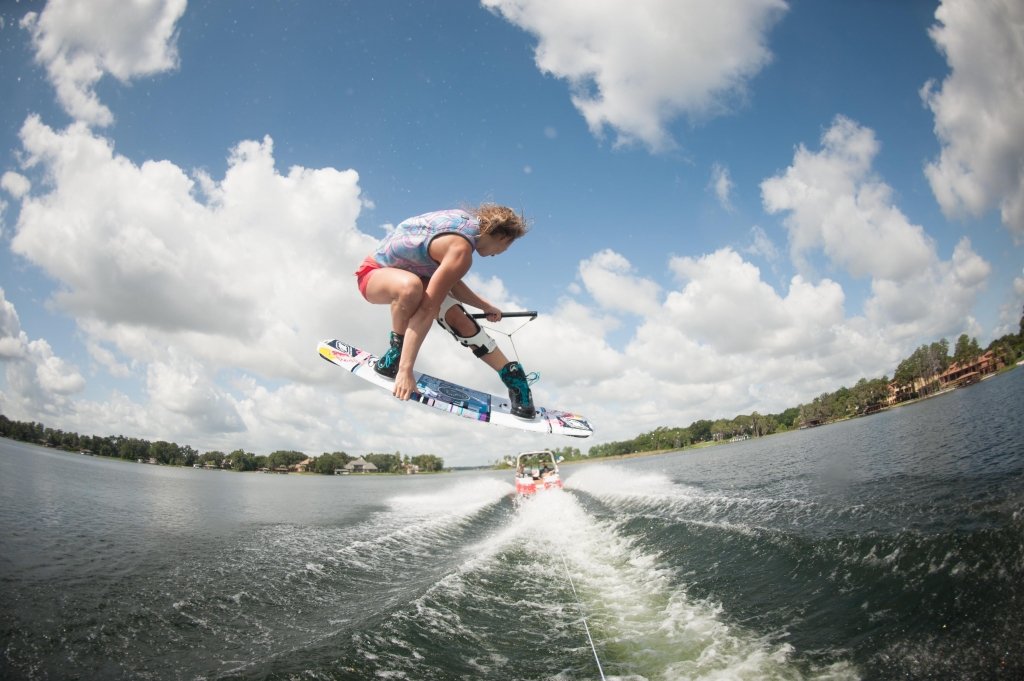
[318,338,593,438]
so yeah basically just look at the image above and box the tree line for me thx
[0,416,444,473]
[574,313,1024,460]
[581,408,802,459]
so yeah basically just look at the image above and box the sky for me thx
[1,0,1022,466]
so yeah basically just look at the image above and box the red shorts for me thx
[355,256,382,300]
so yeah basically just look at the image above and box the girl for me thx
[355,205,536,418]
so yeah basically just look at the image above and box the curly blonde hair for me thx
[473,203,530,241]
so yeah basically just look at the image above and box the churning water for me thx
[2,369,1022,680]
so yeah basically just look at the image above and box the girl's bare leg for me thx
[364,268,425,334]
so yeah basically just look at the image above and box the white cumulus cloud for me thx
[665,248,845,357]
[761,115,991,343]
[578,249,662,316]
[483,0,787,151]
[0,289,86,419]
[566,247,899,433]
[922,0,1024,239]
[746,225,780,262]
[21,0,187,126]
[3,116,403,446]
[10,117,374,383]
[709,163,734,211]
[0,289,29,360]
[2,172,31,199]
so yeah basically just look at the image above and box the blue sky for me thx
[1,0,1022,465]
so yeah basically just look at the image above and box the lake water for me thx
[1,369,1022,680]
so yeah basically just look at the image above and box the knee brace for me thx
[436,296,498,358]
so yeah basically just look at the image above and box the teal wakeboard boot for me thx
[374,331,404,379]
[499,361,537,419]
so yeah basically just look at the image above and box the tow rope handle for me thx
[468,311,538,320]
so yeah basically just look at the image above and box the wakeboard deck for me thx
[318,338,593,438]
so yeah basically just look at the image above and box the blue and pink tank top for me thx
[371,209,480,278]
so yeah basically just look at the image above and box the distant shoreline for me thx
[555,365,1017,467]
[559,440,719,466]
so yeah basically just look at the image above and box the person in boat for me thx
[539,463,553,478]
[355,205,537,418]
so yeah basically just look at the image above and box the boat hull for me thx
[515,476,563,495]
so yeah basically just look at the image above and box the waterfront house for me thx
[344,457,378,474]
[937,350,1004,388]
[887,349,1006,405]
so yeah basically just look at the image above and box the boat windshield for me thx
[515,451,559,477]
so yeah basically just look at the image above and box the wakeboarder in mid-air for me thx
[354,205,537,419]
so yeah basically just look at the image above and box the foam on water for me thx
[386,477,514,517]
[521,491,857,680]
[344,486,858,680]
[563,464,692,498]
[330,477,514,572]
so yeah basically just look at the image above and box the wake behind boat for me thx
[512,450,564,495]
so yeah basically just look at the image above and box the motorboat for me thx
[512,450,564,495]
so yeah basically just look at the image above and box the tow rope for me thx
[560,550,607,681]
[470,310,537,366]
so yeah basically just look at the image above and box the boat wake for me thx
[329,479,858,680]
